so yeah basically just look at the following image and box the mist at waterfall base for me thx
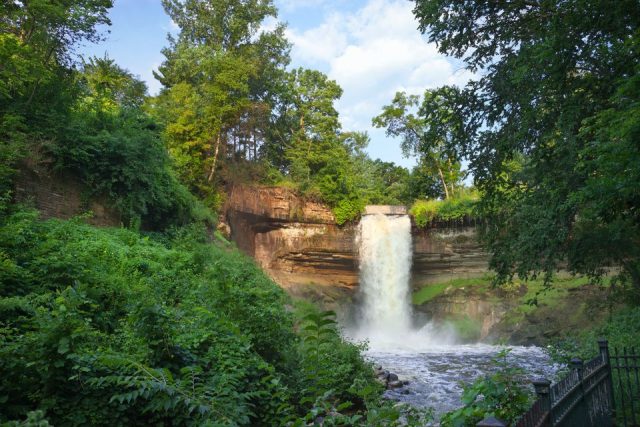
[346,212,457,349]
[344,212,558,415]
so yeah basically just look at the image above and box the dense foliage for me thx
[549,306,640,365]
[0,0,206,230]
[151,0,449,222]
[409,0,640,295]
[0,1,440,423]
[58,57,209,229]
[0,209,424,425]
[373,89,464,200]
[410,188,478,227]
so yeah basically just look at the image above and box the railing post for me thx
[476,416,507,427]
[571,358,587,426]
[533,378,552,427]
[599,338,616,421]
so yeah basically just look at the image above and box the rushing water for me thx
[346,209,558,417]
[351,213,413,344]
[366,344,558,415]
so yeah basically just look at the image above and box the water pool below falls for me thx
[346,210,558,416]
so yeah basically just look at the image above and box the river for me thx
[365,343,558,416]
[349,209,559,417]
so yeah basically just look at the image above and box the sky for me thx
[80,0,474,168]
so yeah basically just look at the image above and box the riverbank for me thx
[412,275,617,345]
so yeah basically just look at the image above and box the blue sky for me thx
[80,0,473,168]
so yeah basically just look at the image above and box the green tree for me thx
[0,0,113,212]
[154,0,290,205]
[54,57,203,229]
[284,68,344,187]
[372,89,463,199]
[80,56,147,112]
[411,0,640,294]
[0,0,112,110]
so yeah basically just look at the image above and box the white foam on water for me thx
[345,208,559,416]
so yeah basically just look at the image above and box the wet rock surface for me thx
[374,366,409,391]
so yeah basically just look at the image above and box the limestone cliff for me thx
[224,185,489,306]
[225,185,358,307]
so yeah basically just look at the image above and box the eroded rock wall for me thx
[225,185,358,307]
[224,185,489,300]
[14,167,121,227]
[411,226,488,287]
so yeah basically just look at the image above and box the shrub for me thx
[548,305,640,364]
[55,111,211,230]
[0,211,294,425]
[0,210,412,425]
[440,349,532,427]
[410,189,479,228]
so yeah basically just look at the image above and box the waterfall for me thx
[356,212,413,341]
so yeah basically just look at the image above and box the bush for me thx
[548,305,640,364]
[0,211,294,425]
[0,210,407,425]
[333,198,365,225]
[55,111,211,230]
[410,189,479,228]
[440,349,532,427]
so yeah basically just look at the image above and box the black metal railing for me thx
[611,346,640,426]
[477,340,640,427]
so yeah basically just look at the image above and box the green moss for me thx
[412,283,450,305]
[519,276,594,310]
[412,276,492,305]
[446,315,482,342]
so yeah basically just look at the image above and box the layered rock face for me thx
[411,226,487,286]
[224,185,489,303]
[224,186,359,307]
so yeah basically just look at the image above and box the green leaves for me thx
[440,349,532,427]
[0,212,295,425]
[410,188,479,227]
[154,0,289,205]
[411,0,640,292]
[373,89,464,200]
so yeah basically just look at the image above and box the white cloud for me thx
[285,14,347,64]
[279,0,328,12]
[285,0,477,166]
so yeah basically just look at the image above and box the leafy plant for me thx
[410,189,479,227]
[440,349,532,427]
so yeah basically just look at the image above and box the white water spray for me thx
[347,209,557,416]
[355,212,413,342]
[350,209,457,349]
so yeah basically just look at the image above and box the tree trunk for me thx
[446,158,455,197]
[253,133,257,160]
[438,167,450,199]
[624,261,640,302]
[207,134,221,183]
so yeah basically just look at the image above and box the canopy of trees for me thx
[151,0,449,222]
[373,89,464,200]
[0,1,437,425]
[410,0,640,295]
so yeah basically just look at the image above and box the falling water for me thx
[353,212,413,344]
[346,207,559,416]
